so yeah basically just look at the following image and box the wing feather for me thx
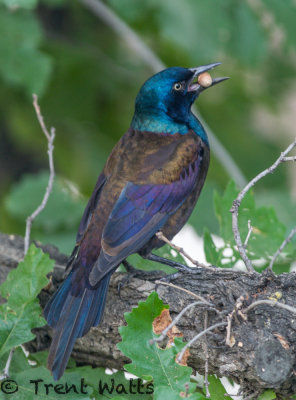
[88,155,203,285]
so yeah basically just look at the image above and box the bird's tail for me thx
[44,270,111,381]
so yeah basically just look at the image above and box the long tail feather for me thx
[44,272,111,380]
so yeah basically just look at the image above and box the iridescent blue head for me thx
[131,63,228,143]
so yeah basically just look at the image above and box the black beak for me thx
[187,62,229,94]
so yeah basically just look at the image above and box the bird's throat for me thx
[131,110,209,145]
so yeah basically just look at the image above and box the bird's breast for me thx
[106,129,201,185]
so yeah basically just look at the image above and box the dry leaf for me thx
[229,335,236,348]
[153,309,172,335]
[153,308,184,347]
[274,333,290,349]
[176,348,190,366]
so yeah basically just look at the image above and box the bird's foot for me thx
[118,259,167,297]
[117,260,138,297]
[142,253,199,274]
[154,271,182,290]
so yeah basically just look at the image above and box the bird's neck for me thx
[131,110,209,146]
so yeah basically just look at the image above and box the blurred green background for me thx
[0,0,295,254]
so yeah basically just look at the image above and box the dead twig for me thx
[155,280,209,303]
[225,313,234,348]
[177,322,227,364]
[244,299,296,315]
[230,139,296,274]
[151,301,216,344]
[0,348,15,380]
[282,156,296,162]
[243,220,253,249]
[2,96,56,381]
[24,94,56,255]
[204,311,210,398]
[268,226,296,271]
[226,296,246,347]
[156,231,216,271]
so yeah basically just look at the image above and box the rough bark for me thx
[1,232,296,399]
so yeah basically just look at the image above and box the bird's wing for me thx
[89,136,205,285]
[65,172,107,270]
[76,172,107,243]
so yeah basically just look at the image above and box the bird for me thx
[44,63,228,380]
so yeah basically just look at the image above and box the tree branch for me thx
[24,95,56,255]
[0,348,14,380]
[268,226,296,271]
[155,280,210,303]
[243,220,252,249]
[156,231,216,271]
[151,301,216,344]
[177,322,228,364]
[230,139,296,273]
[203,311,210,398]
[3,95,57,380]
[282,156,296,162]
[2,233,296,397]
[244,299,296,315]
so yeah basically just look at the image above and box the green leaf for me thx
[0,0,38,9]
[0,302,45,357]
[0,367,93,400]
[118,292,196,399]
[75,366,153,400]
[214,181,240,246]
[0,244,54,307]
[0,347,31,375]
[0,8,52,96]
[154,385,205,400]
[29,350,77,369]
[203,229,221,265]
[257,389,277,400]
[5,171,85,232]
[127,244,183,274]
[208,375,227,400]
[41,0,67,6]
[261,0,296,50]
[213,180,291,269]
[107,0,269,65]
[189,183,219,236]
[28,351,50,367]
[157,0,231,63]
[255,189,296,234]
[112,398,129,400]
[229,3,267,65]
[0,245,54,357]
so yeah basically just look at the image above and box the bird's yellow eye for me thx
[173,82,183,91]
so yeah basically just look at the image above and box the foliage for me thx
[1,196,291,399]
[117,292,237,399]
[257,390,276,400]
[1,0,296,250]
[5,171,85,253]
[0,8,52,95]
[0,244,54,358]
[203,180,296,272]
[0,247,228,399]
[126,244,184,274]
[0,0,295,398]
[118,292,197,399]
[0,347,94,399]
[207,375,229,400]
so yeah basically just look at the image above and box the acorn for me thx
[197,72,212,88]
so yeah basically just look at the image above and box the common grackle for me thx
[44,63,228,380]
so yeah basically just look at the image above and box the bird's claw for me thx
[117,260,138,298]
[155,272,182,291]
